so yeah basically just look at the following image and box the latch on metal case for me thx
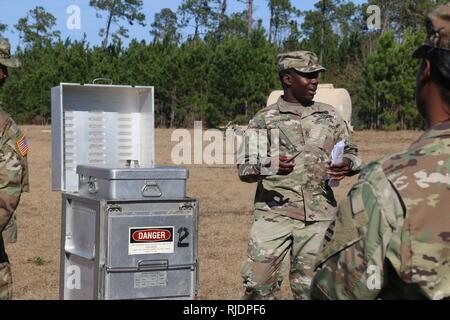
[87,177,98,194]
[179,202,194,211]
[107,204,122,214]
[125,159,140,168]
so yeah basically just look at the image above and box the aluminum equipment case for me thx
[52,83,198,300]
[60,167,198,300]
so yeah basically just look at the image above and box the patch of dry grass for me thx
[6,126,421,300]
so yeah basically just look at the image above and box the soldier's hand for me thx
[275,156,295,175]
[327,158,352,181]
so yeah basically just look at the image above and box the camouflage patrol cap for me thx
[278,51,325,73]
[413,3,450,58]
[0,38,21,68]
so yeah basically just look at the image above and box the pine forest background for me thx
[1,0,447,130]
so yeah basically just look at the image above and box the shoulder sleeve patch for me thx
[16,134,29,157]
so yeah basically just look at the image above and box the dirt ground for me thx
[6,126,421,300]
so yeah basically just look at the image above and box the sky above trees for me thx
[1,0,445,130]
[2,0,366,51]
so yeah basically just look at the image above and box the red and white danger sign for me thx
[129,226,174,255]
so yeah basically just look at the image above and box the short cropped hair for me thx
[278,68,295,87]
[426,48,450,105]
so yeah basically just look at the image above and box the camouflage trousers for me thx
[241,211,330,300]
[0,235,12,300]
[2,212,17,244]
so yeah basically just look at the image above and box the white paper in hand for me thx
[331,140,345,165]
[329,140,346,187]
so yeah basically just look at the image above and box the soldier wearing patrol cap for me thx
[0,38,29,300]
[311,3,450,300]
[237,51,362,299]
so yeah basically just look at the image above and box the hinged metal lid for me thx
[51,82,155,192]
[77,165,189,180]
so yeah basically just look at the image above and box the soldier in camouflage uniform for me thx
[311,3,450,300]
[0,38,29,300]
[237,51,362,299]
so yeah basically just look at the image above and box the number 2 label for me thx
[177,227,189,247]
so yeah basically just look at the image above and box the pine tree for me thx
[15,6,60,48]
[89,0,145,49]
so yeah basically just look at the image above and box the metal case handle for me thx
[142,181,162,198]
[138,259,168,271]
[92,78,113,85]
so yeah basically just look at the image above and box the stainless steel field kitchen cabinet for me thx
[51,83,198,300]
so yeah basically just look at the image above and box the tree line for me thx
[0,0,447,130]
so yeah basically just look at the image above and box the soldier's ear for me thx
[420,59,432,82]
[282,73,292,87]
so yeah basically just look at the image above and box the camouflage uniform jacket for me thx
[311,122,450,300]
[0,106,29,234]
[238,97,362,221]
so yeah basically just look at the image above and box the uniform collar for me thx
[277,96,328,118]
[0,106,9,129]
[418,121,450,141]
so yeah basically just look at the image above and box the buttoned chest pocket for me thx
[303,113,336,153]
[266,117,304,155]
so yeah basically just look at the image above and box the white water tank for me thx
[266,84,352,127]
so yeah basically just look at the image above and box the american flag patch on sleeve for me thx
[16,134,29,157]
